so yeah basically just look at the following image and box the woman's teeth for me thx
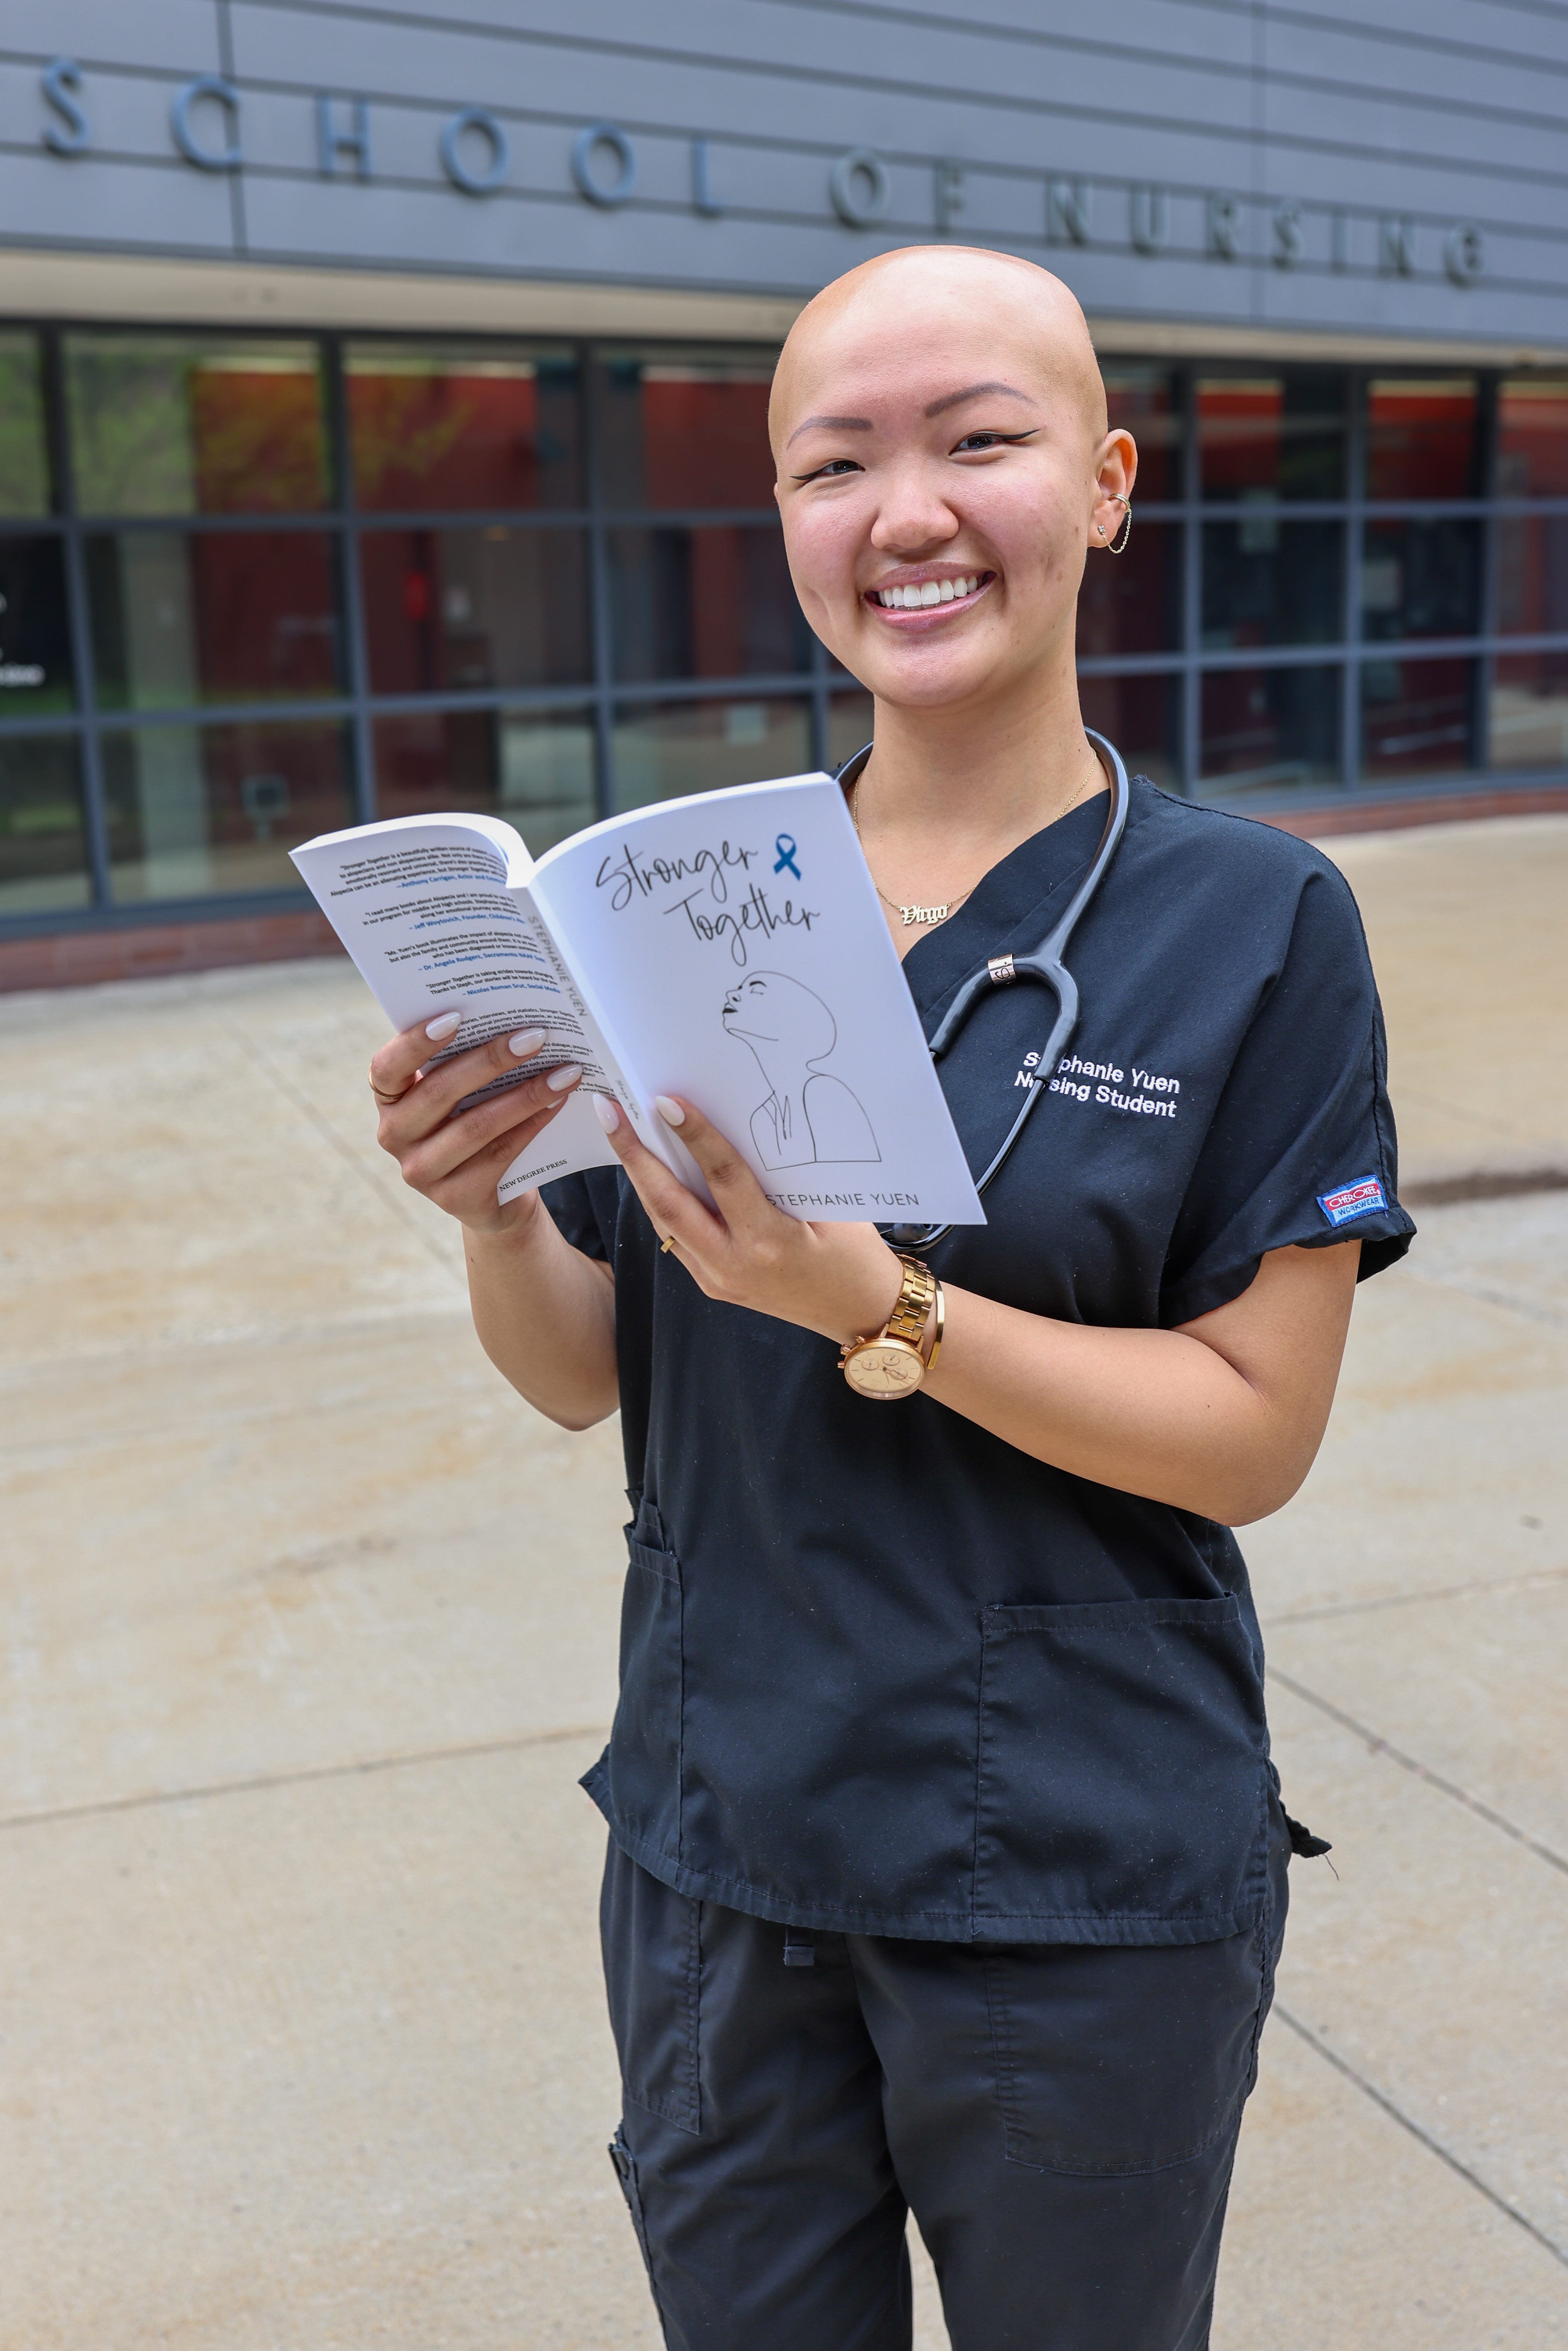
[875,574,982,609]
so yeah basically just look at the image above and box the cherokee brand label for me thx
[1317,1174,1387,1227]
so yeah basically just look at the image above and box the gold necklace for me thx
[851,753,1101,930]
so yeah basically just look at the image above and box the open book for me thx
[291,773,984,1227]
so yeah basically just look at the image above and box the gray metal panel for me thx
[9,0,223,73]
[0,0,1566,351]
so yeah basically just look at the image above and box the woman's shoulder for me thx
[1125,778,1362,921]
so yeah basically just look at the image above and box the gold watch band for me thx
[885,1253,935,1346]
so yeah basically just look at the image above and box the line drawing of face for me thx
[722,971,880,1169]
[722,971,837,1063]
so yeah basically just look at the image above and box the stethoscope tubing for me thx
[835,730,1132,1253]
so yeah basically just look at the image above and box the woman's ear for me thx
[1090,428,1138,547]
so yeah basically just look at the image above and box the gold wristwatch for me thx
[840,1254,943,1399]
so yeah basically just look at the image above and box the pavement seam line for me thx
[222,1015,461,1274]
[1266,1560,1568,1627]
[1273,2007,1568,2272]
[0,1725,611,1834]
[1403,1265,1568,1330]
[1268,1665,1568,1878]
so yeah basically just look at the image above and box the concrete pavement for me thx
[2,814,1566,2347]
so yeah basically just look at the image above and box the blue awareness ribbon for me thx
[774,833,801,878]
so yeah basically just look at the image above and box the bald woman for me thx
[369,248,1413,2348]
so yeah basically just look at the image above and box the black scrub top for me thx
[543,777,1414,1946]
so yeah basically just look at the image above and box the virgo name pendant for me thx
[901,902,948,927]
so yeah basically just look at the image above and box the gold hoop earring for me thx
[1106,497,1132,556]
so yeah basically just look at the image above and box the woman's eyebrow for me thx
[785,413,874,448]
[923,380,1034,418]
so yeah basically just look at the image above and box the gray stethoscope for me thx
[834,727,1132,1251]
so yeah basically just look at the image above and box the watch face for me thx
[844,1339,925,1398]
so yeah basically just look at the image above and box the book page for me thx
[528,774,984,1228]
[290,814,635,1196]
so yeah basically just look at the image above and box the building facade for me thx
[3,0,1567,979]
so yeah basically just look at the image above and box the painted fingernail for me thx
[592,1094,621,1132]
[425,1011,461,1040]
[546,1062,583,1092]
[508,1027,546,1058]
[655,1095,685,1127]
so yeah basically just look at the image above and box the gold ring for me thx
[368,1067,407,1108]
[660,1234,678,1253]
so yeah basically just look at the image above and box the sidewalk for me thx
[1,816,1565,2348]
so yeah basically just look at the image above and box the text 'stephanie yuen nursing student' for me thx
[291,774,984,1227]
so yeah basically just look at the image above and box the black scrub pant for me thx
[601,1835,1288,2351]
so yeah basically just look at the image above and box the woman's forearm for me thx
[464,1202,620,1430]
[922,1243,1360,1526]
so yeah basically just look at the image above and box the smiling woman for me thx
[361,245,1414,2351]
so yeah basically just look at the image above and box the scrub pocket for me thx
[601,1839,702,2135]
[975,1594,1269,1938]
[604,1529,684,1866]
[985,1920,1273,2175]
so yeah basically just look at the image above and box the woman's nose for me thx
[868,459,961,556]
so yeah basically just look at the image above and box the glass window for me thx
[346,345,581,512]
[1364,379,1478,501]
[1201,519,1341,649]
[1103,368,1179,503]
[0,736,90,914]
[0,334,51,517]
[1201,664,1341,791]
[609,526,810,683]
[1361,657,1477,780]
[373,707,595,856]
[0,538,74,713]
[1077,521,1181,658]
[597,349,777,511]
[87,531,341,708]
[361,527,590,694]
[103,719,352,900]
[1496,516,1568,637]
[612,697,812,810]
[1079,672,1182,791]
[828,690,874,773]
[1198,372,1346,501]
[1496,379,1568,497]
[1360,520,1480,641]
[66,337,327,516]
[1488,652,1568,771]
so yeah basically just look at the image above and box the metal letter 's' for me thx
[317,94,371,181]
[573,124,637,208]
[1379,216,1416,276]
[1207,192,1241,259]
[171,76,243,171]
[1047,177,1092,246]
[42,56,90,157]
[830,148,891,227]
[1273,199,1304,269]
[441,107,510,195]
[1129,184,1169,254]
[1444,222,1484,286]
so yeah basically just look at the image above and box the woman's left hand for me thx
[594,1093,904,1345]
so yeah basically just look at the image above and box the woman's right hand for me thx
[368,1016,584,1237]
